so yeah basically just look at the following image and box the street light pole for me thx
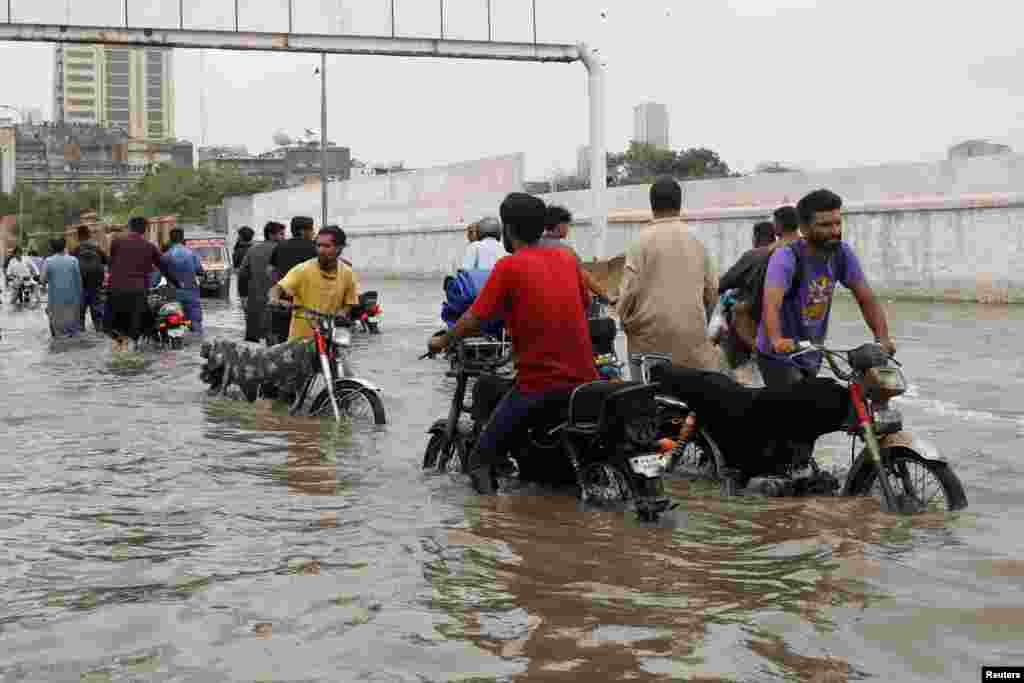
[320,52,328,229]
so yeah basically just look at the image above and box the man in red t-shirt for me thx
[428,193,598,494]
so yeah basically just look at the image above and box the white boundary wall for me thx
[225,152,1024,302]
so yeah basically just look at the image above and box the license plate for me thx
[629,454,666,478]
[168,327,185,338]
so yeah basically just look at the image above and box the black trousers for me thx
[756,353,820,468]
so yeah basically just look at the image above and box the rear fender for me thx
[428,418,448,435]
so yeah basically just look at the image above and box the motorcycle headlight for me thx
[333,328,352,348]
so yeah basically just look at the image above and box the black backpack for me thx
[741,242,847,324]
[77,242,106,288]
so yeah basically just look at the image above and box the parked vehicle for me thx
[640,342,968,513]
[423,337,674,522]
[349,291,382,334]
[184,233,232,298]
[200,303,386,426]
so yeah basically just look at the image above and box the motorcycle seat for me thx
[568,381,657,434]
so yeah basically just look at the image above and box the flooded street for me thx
[2,279,1023,682]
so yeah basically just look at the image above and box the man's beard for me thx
[811,235,842,252]
[318,256,336,270]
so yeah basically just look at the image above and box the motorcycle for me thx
[200,303,386,426]
[8,276,40,307]
[142,286,191,349]
[422,336,673,522]
[640,341,968,514]
[349,291,382,334]
[589,298,624,380]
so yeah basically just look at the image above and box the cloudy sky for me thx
[1,0,1021,178]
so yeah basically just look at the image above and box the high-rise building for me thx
[633,102,670,148]
[54,45,175,141]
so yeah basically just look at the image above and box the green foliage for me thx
[608,142,734,185]
[0,166,273,249]
[116,165,272,224]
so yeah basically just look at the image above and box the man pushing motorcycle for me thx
[427,192,599,495]
[759,188,896,387]
[267,225,358,341]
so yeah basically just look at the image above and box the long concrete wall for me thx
[345,194,1024,303]
[224,152,1024,302]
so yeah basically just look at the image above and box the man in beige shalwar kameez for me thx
[618,176,721,381]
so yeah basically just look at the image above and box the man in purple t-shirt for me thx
[757,188,895,389]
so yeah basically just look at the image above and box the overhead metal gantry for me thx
[0,18,608,257]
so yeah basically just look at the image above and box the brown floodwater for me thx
[1,280,1022,682]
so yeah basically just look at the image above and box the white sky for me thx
[1,0,1022,178]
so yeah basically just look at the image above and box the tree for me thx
[673,147,732,179]
[116,165,273,224]
[603,143,734,185]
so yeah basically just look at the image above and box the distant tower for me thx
[53,44,175,140]
[633,102,670,148]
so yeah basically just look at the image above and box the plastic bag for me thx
[707,299,728,344]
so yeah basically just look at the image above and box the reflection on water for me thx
[0,287,1022,681]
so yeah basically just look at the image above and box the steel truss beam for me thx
[0,22,579,62]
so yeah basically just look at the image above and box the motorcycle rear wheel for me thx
[309,382,387,426]
[845,447,968,512]
[667,430,720,481]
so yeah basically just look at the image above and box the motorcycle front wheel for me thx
[844,447,968,512]
[434,434,469,475]
[310,382,387,426]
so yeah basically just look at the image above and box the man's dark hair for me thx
[237,225,254,241]
[291,215,314,237]
[650,176,682,212]
[499,192,547,244]
[318,225,347,249]
[77,225,91,240]
[797,189,843,225]
[773,205,799,235]
[128,216,148,234]
[50,237,65,254]
[544,205,572,228]
[752,221,776,248]
[169,228,184,244]
[264,221,285,240]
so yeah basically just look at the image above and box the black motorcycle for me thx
[423,337,673,522]
[639,342,968,513]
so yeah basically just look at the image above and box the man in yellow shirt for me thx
[268,225,358,340]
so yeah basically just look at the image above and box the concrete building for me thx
[54,45,175,141]
[633,102,670,148]
[13,121,193,192]
[948,139,1012,161]
[198,144,351,190]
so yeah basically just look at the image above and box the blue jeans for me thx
[175,287,203,335]
[473,387,572,468]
